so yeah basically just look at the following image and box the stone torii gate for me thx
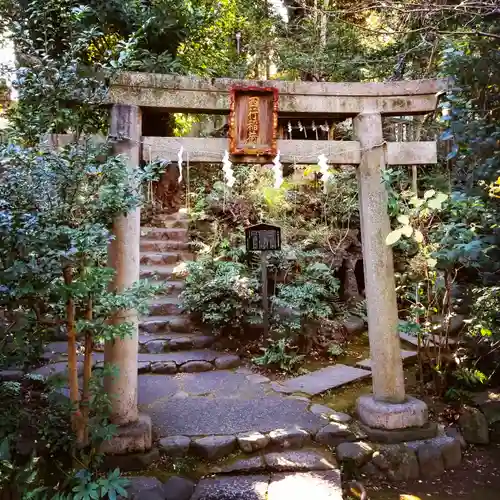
[104,72,446,453]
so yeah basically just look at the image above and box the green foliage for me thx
[273,262,341,328]
[253,337,304,373]
[180,257,261,333]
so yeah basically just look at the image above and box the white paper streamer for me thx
[177,146,184,184]
[222,150,235,187]
[273,150,283,189]
[318,154,330,193]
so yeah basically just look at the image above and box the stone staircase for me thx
[139,211,241,372]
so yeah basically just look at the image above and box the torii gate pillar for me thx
[354,111,428,430]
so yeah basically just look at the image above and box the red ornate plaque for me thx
[229,86,278,157]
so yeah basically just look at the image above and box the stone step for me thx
[140,263,188,280]
[271,365,371,396]
[141,227,188,242]
[191,472,342,500]
[148,296,183,316]
[140,315,191,334]
[139,332,215,352]
[151,218,189,229]
[140,251,193,266]
[356,349,417,370]
[140,239,189,252]
[146,280,184,296]
[135,350,241,374]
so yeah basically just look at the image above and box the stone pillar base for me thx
[100,413,152,455]
[357,395,429,430]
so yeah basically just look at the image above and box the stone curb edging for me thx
[137,334,215,354]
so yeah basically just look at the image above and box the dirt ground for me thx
[364,444,500,499]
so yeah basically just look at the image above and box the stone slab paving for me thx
[270,365,371,396]
[267,471,343,500]
[355,349,417,370]
[191,475,269,500]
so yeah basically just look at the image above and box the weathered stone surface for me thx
[271,365,371,396]
[336,442,373,466]
[138,361,151,374]
[357,395,428,430]
[267,471,343,500]
[158,435,191,457]
[246,374,271,384]
[0,370,24,381]
[192,335,215,349]
[309,404,351,423]
[151,361,177,374]
[357,422,438,444]
[445,426,467,449]
[416,443,445,477]
[472,389,500,424]
[169,337,194,350]
[360,462,384,479]
[214,354,241,370]
[268,427,310,449]
[191,475,269,500]
[191,435,236,459]
[101,448,160,472]
[179,361,213,373]
[374,444,419,482]
[163,476,195,500]
[264,450,337,472]
[315,423,355,447]
[211,456,265,474]
[100,414,152,455]
[459,406,489,444]
[145,340,167,354]
[124,476,165,500]
[237,431,270,453]
[343,316,366,336]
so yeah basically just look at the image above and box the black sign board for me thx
[245,223,281,252]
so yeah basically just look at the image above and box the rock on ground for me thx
[268,426,310,449]
[336,441,373,466]
[309,404,352,423]
[263,450,337,472]
[459,406,489,444]
[158,436,191,457]
[315,422,356,447]
[163,476,195,500]
[191,475,269,500]
[267,471,343,500]
[191,435,236,459]
[237,431,270,453]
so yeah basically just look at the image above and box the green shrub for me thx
[180,257,261,333]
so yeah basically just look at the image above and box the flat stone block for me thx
[215,354,241,370]
[356,350,417,370]
[309,404,351,423]
[336,442,373,466]
[264,450,337,472]
[124,476,164,500]
[101,448,160,472]
[179,360,213,373]
[191,475,269,500]
[267,471,343,500]
[158,435,191,457]
[357,395,428,430]
[315,423,356,447]
[268,426,310,449]
[211,456,265,474]
[191,435,236,459]
[416,443,445,477]
[237,431,270,453]
[151,361,177,374]
[163,476,195,500]
[272,365,371,396]
[138,361,151,374]
[358,421,437,444]
[100,413,152,455]
[406,435,461,470]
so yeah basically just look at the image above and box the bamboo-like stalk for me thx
[81,297,93,447]
[63,266,81,439]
